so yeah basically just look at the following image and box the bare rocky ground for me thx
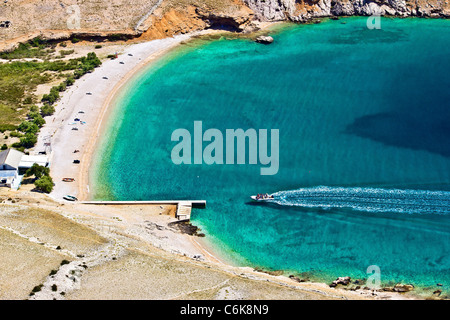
[0,186,417,300]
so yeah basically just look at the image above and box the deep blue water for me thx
[93,17,450,296]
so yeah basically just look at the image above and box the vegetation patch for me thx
[25,163,54,193]
[0,46,101,151]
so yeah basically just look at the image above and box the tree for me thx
[40,104,55,116]
[18,121,39,134]
[32,115,46,128]
[65,77,75,86]
[19,132,37,148]
[30,105,39,113]
[25,163,50,179]
[34,175,54,193]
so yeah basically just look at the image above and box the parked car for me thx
[73,160,80,164]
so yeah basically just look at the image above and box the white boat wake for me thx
[271,186,450,214]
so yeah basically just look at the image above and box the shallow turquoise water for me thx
[93,17,450,295]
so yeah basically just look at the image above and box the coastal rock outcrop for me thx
[0,0,449,51]
[329,276,351,287]
[195,6,255,32]
[244,0,450,21]
[393,283,415,292]
[255,35,274,44]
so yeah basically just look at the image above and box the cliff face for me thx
[138,0,255,40]
[244,0,450,21]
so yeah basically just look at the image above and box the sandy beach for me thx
[35,32,204,202]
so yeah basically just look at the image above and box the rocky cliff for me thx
[244,0,449,21]
[0,0,448,50]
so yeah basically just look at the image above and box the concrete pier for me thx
[81,200,206,220]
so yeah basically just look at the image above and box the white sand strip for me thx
[34,33,201,201]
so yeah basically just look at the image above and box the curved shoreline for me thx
[40,32,211,202]
[76,36,191,201]
[36,24,431,300]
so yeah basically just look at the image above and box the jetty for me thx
[80,200,206,221]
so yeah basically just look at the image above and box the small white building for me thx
[0,149,49,189]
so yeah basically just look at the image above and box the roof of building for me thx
[19,155,49,168]
[0,149,24,169]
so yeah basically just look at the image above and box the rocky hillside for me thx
[0,0,448,50]
[244,0,450,21]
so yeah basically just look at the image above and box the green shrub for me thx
[34,175,54,193]
[1,144,7,150]
[12,145,25,152]
[57,83,66,92]
[10,131,22,138]
[59,49,74,57]
[94,44,102,49]
[23,96,33,104]
[18,121,39,134]
[65,77,75,86]
[33,115,46,128]
[19,132,37,148]
[40,104,55,117]
[0,124,17,132]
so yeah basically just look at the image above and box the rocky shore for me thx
[1,0,448,52]
[245,0,450,22]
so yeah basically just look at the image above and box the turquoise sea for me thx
[92,17,450,296]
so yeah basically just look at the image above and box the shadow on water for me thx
[345,56,450,157]
[346,111,450,157]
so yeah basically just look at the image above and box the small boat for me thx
[251,194,274,201]
[63,195,78,201]
[62,178,75,182]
